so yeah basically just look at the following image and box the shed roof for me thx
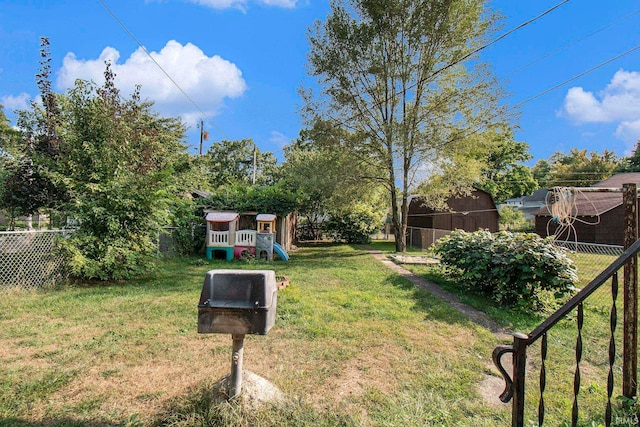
[256,214,276,221]
[205,212,239,223]
[536,173,640,217]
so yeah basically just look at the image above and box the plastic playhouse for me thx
[205,212,289,261]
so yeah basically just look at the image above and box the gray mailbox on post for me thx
[197,269,278,399]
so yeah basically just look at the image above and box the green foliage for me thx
[617,139,640,172]
[282,126,387,237]
[0,158,67,228]
[534,148,620,188]
[324,206,383,244]
[170,201,206,256]
[57,231,158,281]
[0,104,21,158]
[304,0,506,252]
[203,138,279,187]
[498,205,531,231]
[433,229,578,309]
[204,182,299,216]
[16,53,188,280]
[473,126,538,204]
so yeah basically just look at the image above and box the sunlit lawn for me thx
[0,243,510,427]
[371,240,633,426]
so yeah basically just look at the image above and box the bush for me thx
[324,209,381,244]
[499,205,533,232]
[58,231,158,281]
[171,202,206,256]
[432,229,578,310]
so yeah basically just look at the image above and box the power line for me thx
[428,0,570,82]
[503,8,640,78]
[315,0,570,139]
[96,0,228,141]
[514,43,640,109]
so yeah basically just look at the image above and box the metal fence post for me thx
[511,333,529,427]
[623,183,638,398]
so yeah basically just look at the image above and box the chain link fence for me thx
[0,230,73,291]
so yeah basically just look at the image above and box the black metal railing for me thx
[493,237,640,427]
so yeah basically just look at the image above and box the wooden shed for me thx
[407,189,499,248]
[534,173,640,246]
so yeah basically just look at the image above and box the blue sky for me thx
[1,0,639,164]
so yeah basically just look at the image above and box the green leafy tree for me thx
[1,39,70,227]
[17,57,188,280]
[203,139,278,188]
[537,149,620,188]
[617,139,640,172]
[475,126,537,203]
[0,105,21,158]
[204,182,299,217]
[282,121,386,239]
[532,159,552,189]
[304,0,506,252]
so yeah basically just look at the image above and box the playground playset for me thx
[205,212,289,261]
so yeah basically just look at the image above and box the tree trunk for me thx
[391,187,406,253]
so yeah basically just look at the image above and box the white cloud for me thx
[57,40,247,121]
[1,92,30,111]
[186,0,296,10]
[616,119,640,147]
[561,87,608,122]
[561,69,640,149]
[268,130,290,148]
[260,0,297,7]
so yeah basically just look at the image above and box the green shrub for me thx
[433,229,578,310]
[57,231,158,281]
[324,209,380,244]
[171,202,206,256]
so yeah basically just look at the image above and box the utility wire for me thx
[317,0,570,136]
[96,0,228,140]
[514,43,640,109]
[503,8,640,78]
[428,0,570,81]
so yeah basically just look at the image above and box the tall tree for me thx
[1,38,69,227]
[203,139,278,188]
[535,148,620,188]
[475,126,537,203]
[16,58,188,280]
[617,139,640,173]
[304,0,506,251]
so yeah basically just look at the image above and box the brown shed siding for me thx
[408,190,499,233]
[535,202,635,246]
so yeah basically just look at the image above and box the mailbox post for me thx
[197,270,277,399]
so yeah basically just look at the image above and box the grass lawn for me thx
[0,243,510,427]
[372,241,633,426]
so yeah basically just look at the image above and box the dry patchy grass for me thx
[0,245,509,426]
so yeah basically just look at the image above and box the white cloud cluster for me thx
[188,0,297,11]
[1,92,30,112]
[57,40,247,125]
[561,69,640,148]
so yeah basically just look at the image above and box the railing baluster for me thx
[605,272,619,427]
[571,302,584,427]
[493,238,640,427]
[538,332,548,426]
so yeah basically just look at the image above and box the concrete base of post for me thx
[211,370,285,409]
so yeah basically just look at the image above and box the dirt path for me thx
[361,246,516,407]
